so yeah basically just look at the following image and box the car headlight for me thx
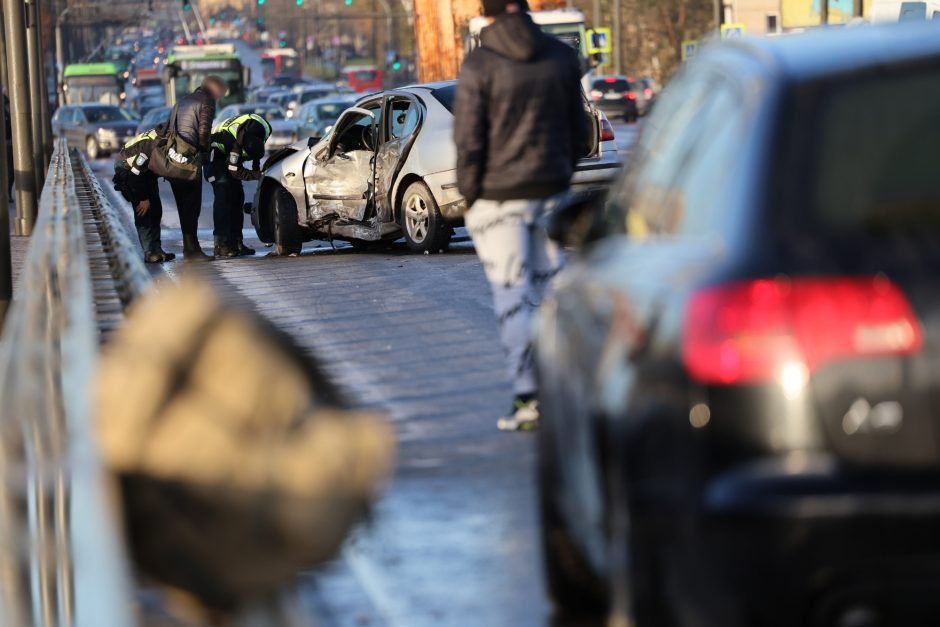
[97,128,118,141]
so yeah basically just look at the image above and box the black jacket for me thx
[172,87,216,153]
[454,12,589,206]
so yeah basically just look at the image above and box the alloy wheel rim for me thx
[404,194,429,243]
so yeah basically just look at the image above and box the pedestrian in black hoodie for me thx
[168,76,228,261]
[455,0,589,431]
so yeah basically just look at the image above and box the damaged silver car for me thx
[251,81,622,255]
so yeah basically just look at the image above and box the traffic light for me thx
[344,0,352,5]
[258,0,265,5]
[182,0,191,10]
[296,0,303,5]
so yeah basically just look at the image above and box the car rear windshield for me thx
[800,66,940,234]
[84,106,134,123]
[431,84,457,113]
[592,78,632,94]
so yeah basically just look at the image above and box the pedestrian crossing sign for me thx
[682,40,699,61]
[586,28,613,55]
[721,24,747,39]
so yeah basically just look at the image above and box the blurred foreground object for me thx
[97,273,394,613]
[538,22,940,627]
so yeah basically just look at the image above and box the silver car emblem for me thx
[842,398,903,436]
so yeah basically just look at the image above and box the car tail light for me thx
[590,89,603,101]
[626,92,637,101]
[682,277,923,385]
[600,118,615,142]
[605,77,617,83]
[644,88,653,98]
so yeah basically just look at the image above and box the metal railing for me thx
[72,150,151,308]
[0,138,137,626]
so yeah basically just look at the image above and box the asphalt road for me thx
[90,118,641,627]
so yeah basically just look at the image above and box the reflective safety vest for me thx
[121,128,158,174]
[211,114,273,157]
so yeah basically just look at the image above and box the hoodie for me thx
[454,12,589,206]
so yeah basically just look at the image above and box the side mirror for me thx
[322,125,333,137]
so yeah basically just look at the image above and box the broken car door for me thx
[302,105,380,224]
[374,95,423,223]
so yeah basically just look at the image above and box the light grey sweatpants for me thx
[466,195,565,396]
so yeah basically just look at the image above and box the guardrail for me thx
[72,149,150,307]
[0,138,137,626]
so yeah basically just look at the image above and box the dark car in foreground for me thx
[538,22,940,627]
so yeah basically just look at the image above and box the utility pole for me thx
[26,0,51,173]
[613,0,621,75]
[592,0,601,27]
[56,8,70,107]
[3,0,38,235]
[820,0,828,26]
[0,7,13,328]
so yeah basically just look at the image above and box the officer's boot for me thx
[183,234,211,262]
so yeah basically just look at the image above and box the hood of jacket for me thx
[480,12,543,62]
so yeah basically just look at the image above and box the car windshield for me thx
[316,103,347,120]
[592,78,632,94]
[431,84,457,113]
[798,66,940,234]
[84,106,134,123]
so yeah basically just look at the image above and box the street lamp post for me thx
[2,0,38,235]
[0,7,13,327]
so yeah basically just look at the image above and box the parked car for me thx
[214,103,298,153]
[295,96,357,141]
[588,76,639,122]
[51,103,139,158]
[136,105,172,134]
[537,22,940,627]
[251,80,621,256]
[284,84,343,118]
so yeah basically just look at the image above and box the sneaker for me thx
[497,399,539,432]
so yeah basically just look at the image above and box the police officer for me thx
[113,125,176,263]
[206,113,271,258]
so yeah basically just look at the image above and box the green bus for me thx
[163,44,249,108]
[63,63,125,105]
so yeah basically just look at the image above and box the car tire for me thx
[400,182,451,254]
[272,186,302,257]
[539,415,608,617]
[85,136,100,160]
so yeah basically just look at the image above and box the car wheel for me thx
[400,182,451,254]
[539,413,608,616]
[85,136,100,160]
[272,186,302,256]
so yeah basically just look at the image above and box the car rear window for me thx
[431,84,457,113]
[592,78,632,94]
[806,67,940,233]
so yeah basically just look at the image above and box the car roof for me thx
[704,21,940,83]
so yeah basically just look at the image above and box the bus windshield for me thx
[174,69,243,107]
[65,76,123,105]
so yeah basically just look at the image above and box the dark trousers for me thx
[135,175,164,253]
[210,170,245,247]
[168,177,202,237]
